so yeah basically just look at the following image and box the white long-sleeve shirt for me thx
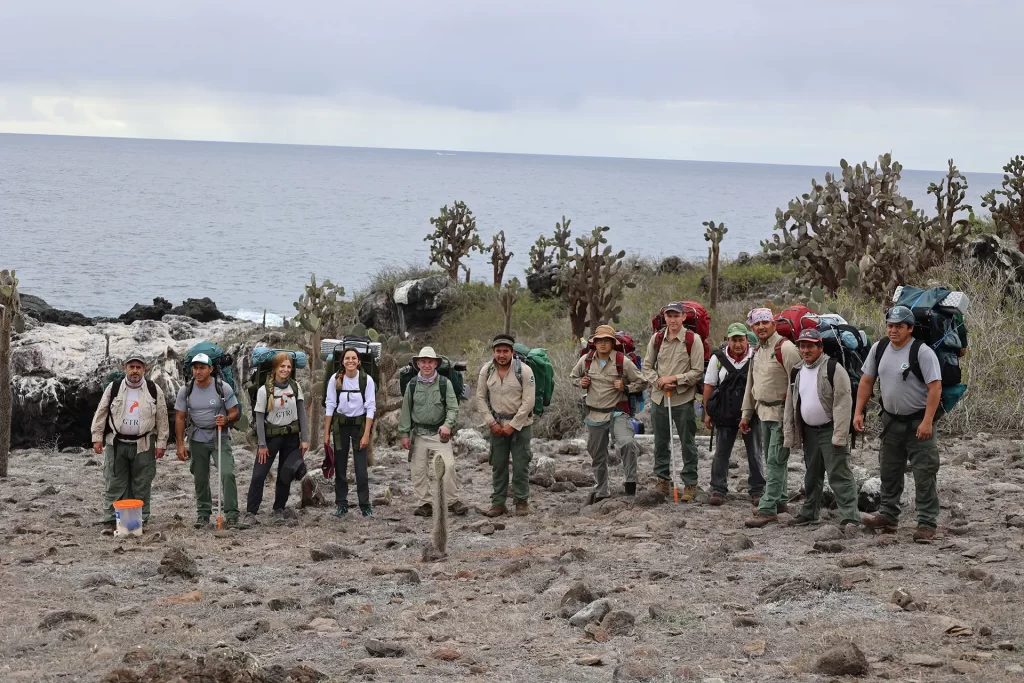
[324,372,376,419]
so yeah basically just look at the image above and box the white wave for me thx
[233,309,285,326]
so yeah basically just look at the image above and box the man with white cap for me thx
[174,352,245,529]
[398,346,467,517]
[742,307,801,528]
[570,325,647,503]
[782,328,860,528]
[641,302,705,500]
[477,333,536,517]
[90,351,169,534]
[854,305,942,541]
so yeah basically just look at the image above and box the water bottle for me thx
[695,401,704,421]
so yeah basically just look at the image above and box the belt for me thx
[760,398,786,407]
[491,410,516,421]
[883,409,927,423]
[266,422,301,437]
[585,405,616,414]
[804,421,833,430]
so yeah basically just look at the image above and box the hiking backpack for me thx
[399,355,468,424]
[321,336,382,410]
[579,330,644,415]
[246,347,307,435]
[705,350,749,428]
[486,343,555,416]
[649,302,712,390]
[183,341,238,393]
[888,285,969,414]
[101,372,159,441]
[773,305,819,343]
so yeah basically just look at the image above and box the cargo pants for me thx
[489,425,533,506]
[798,423,860,525]
[102,441,157,523]
[877,414,941,529]
[587,415,638,497]
[756,420,791,514]
[652,400,699,485]
[189,439,239,521]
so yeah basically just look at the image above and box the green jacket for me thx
[398,375,459,437]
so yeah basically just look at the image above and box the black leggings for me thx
[247,433,304,513]
[334,423,370,507]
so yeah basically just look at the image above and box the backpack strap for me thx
[874,338,925,383]
[773,340,785,366]
[713,349,738,377]
[790,366,799,385]
[583,350,596,373]
[826,357,837,388]
[615,351,624,378]
[651,330,664,370]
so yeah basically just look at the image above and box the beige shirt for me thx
[641,329,705,406]
[569,352,647,424]
[90,379,170,452]
[476,359,536,430]
[741,331,802,423]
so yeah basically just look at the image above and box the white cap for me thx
[191,353,213,366]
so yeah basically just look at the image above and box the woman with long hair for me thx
[324,348,376,517]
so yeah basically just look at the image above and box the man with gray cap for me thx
[477,333,536,517]
[399,346,467,517]
[782,329,860,528]
[90,352,169,534]
[174,352,245,529]
[854,305,942,541]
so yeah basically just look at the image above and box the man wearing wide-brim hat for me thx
[398,346,467,517]
[90,351,169,535]
[570,325,647,503]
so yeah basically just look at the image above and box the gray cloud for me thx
[1,0,1019,112]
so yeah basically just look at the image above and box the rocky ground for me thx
[1,429,1023,683]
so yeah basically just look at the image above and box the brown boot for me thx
[680,485,699,502]
[515,500,529,517]
[787,514,816,526]
[708,493,725,507]
[776,504,789,515]
[863,513,898,533]
[654,478,671,495]
[912,526,936,542]
[744,512,778,528]
[448,500,469,516]
[482,505,507,518]
[413,503,433,517]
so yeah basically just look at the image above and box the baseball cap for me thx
[885,305,916,325]
[797,328,823,344]
[663,302,685,313]
[124,351,147,365]
[726,323,749,338]
[492,333,515,349]
[191,353,213,366]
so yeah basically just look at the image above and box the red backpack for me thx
[773,305,817,344]
[650,301,712,365]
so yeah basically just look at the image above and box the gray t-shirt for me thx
[861,341,941,415]
[175,380,239,443]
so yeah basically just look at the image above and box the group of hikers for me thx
[91,300,947,542]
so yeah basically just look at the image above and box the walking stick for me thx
[666,389,679,503]
[216,425,224,531]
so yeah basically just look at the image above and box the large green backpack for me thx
[398,356,467,405]
[511,343,555,415]
[183,341,237,392]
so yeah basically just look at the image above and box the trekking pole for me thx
[216,425,224,531]
[666,389,679,503]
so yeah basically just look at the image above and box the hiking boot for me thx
[744,512,778,529]
[680,485,699,503]
[750,494,762,507]
[912,526,936,542]
[515,500,529,517]
[194,516,210,529]
[241,512,260,526]
[708,493,726,507]
[776,504,789,515]
[587,491,609,506]
[863,513,898,533]
[624,482,636,496]
[300,475,315,508]
[100,521,116,536]
[333,504,349,517]
[448,500,469,516]
[271,509,287,525]
[481,505,507,518]
[413,503,433,517]
[225,518,250,530]
[654,478,671,496]
[787,514,816,527]
[360,505,372,518]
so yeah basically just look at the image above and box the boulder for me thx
[358,275,459,333]
[526,263,561,299]
[119,297,173,323]
[967,234,1024,291]
[171,297,227,322]
[813,642,869,676]
[656,256,689,275]
[19,293,93,327]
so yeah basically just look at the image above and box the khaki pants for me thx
[587,415,639,497]
[410,432,457,505]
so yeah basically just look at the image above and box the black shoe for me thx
[100,521,116,536]
[333,504,348,517]
[413,503,433,517]
[624,482,636,496]
[225,518,250,530]
[360,505,372,517]
[194,517,210,529]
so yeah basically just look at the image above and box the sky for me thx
[0,0,1021,172]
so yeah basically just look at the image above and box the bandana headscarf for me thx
[747,308,773,326]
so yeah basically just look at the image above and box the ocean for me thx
[0,133,1003,322]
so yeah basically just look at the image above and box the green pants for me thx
[188,439,239,520]
[878,414,941,529]
[489,425,532,506]
[652,399,698,485]
[756,420,790,514]
[102,441,156,523]
[799,424,860,525]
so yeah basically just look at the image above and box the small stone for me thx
[813,541,844,553]
[611,662,661,681]
[113,604,142,618]
[576,656,603,666]
[550,481,577,493]
[950,660,980,674]
[560,582,598,618]
[634,491,666,508]
[980,554,1008,563]
[121,646,156,664]
[81,573,117,588]
[996,641,1016,651]
[569,598,611,628]
[267,597,301,611]
[310,543,357,561]
[1005,663,1024,674]
[743,639,766,656]
[838,555,872,568]
[157,546,199,579]
[813,525,846,541]
[39,610,97,630]
[733,615,761,627]
[394,568,420,584]
[497,559,531,577]
[424,609,450,622]
[985,482,1023,494]
[649,570,669,581]
[478,523,495,536]
[904,653,944,667]
[813,641,869,676]
[979,625,993,636]
[430,648,461,661]
[234,620,269,642]
[585,623,611,642]
[961,544,988,558]
[365,639,407,658]
[891,587,915,610]
[601,610,636,637]
[726,534,754,552]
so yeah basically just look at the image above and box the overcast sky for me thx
[1,0,1020,171]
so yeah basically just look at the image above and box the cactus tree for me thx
[981,154,1024,252]
[426,201,486,281]
[499,278,521,335]
[702,220,728,309]
[293,274,345,449]
[0,269,21,477]
[487,230,514,288]
[561,226,634,339]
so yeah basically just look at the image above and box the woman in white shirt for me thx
[324,348,376,517]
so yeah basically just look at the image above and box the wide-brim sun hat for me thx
[414,346,440,360]
[590,324,618,342]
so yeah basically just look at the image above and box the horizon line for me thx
[0,130,1000,176]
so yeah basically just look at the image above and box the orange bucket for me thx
[113,499,144,536]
